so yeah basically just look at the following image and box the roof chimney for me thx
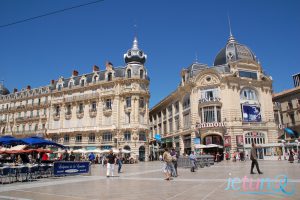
[72,70,79,76]
[93,65,99,72]
[27,85,31,90]
[51,80,55,85]
[13,88,18,93]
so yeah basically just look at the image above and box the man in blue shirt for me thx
[189,151,196,172]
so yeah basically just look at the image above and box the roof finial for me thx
[227,14,236,43]
[195,52,198,63]
[132,22,139,49]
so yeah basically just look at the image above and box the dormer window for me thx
[69,81,74,88]
[57,84,62,91]
[80,79,85,86]
[127,69,131,78]
[108,73,112,81]
[93,76,98,82]
[140,69,144,79]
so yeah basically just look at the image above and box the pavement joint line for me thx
[165,182,203,200]
[201,182,227,200]
[0,195,32,200]
[13,190,88,200]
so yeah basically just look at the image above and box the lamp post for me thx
[281,139,286,160]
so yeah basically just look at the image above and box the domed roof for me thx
[213,34,257,66]
[0,83,10,95]
[124,37,147,64]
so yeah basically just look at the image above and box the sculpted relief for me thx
[196,73,221,87]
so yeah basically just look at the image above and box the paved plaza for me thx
[0,160,299,200]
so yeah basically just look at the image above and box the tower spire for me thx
[227,14,236,43]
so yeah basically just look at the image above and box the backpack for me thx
[165,153,173,163]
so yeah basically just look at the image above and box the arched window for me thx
[240,88,258,101]
[93,75,98,83]
[57,84,63,91]
[68,80,74,88]
[127,69,131,78]
[140,69,144,79]
[80,79,85,86]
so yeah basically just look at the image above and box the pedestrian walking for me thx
[89,152,95,164]
[288,149,294,163]
[117,148,123,173]
[189,151,196,172]
[162,148,172,180]
[62,150,69,161]
[170,148,178,177]
[106,149,116,177]
[250,143,263,174]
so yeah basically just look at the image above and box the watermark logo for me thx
[225,174,296,196]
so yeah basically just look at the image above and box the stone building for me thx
[149,33,278,160]
[0,37,150,161]
[273,77,300,151]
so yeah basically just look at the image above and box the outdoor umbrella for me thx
[0,135,27,146]
[21,136,66,148]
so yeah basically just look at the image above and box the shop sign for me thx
[196,122,226,128]
[54,161,90,176]
[193,137,201,145]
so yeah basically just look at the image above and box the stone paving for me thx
[0,160,300,200]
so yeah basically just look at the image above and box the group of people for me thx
[161,148,178,181]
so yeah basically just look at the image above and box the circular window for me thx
[128,51,132,56]
[206,76,211,82]
[138,51,143,56]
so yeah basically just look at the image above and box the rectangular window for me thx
[183,113,190,129]
[79,103,84,113]
[67,105,72,115]
[289,113,295,125]
[64,135,69,143]
[89,133,95,143]
[76,134,82,143]
[139,132,146,141]
[92,101,97,111]
[106,99,112,109]
[239,70,258,80]
[126,97,131,107]
[103,133,112,142]
[139,97,144,108]
[203,106,215,123]
[169,118,173,132]
[124,132,131,141]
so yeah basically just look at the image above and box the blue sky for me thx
[0,0,299,108]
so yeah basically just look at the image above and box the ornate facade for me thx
[149,34,278,159]
[0,37,150,161]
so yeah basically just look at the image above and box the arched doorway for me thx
[123,145,131,158]
[139,146,145,161]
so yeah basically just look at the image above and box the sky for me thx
[0,0,299,108]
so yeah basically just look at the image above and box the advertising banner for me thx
[242,104,261,122]
[205,136,212,145]
[193,137,201,145]
[236,135,244,146]
[224,136,231,147]
[53,161,90,176]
